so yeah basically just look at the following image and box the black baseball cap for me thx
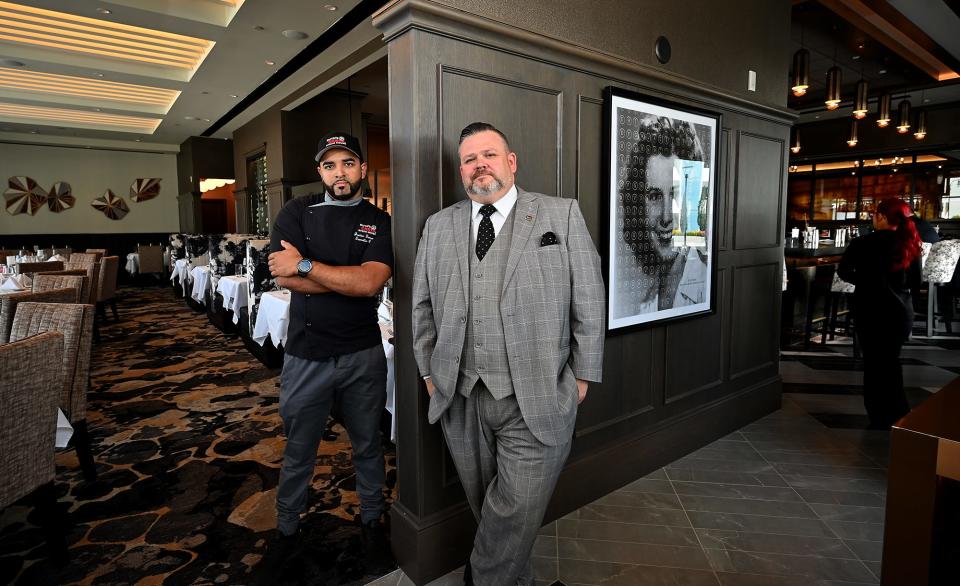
[315,132,364,163]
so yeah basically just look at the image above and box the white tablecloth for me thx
[252,290,291,347]
[190,266,211,303]
[252,291,397,440]
[125,253,138,274]
[216,275,250,324]
[171,258,191,293]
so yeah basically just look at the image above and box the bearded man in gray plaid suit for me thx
[412,122,605,585]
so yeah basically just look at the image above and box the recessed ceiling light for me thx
[282,30,309,40]
[184,115,194,120]
[852,55,860,60]
[201,118,210,122]
[924,98,930,103]
[229,94,238,98]
[29,130,37,134]
[94,72,104,77]
[815,115,820,119]
[324,4,337,10]
[0,59,24,67]
[94,108,101,112]
[96,7,112,14]
[878,69,886,74]
[265,60,276,66]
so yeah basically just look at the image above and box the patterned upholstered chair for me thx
[235,239,281,367]
[9,302,97,482]
[0,287,79,344]
[0,331,69,563]
[96,256,120,321]
[185,234,211,269]
[207,234,256,333]
[168,234,187,297]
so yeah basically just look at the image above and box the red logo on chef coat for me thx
[354,223,377,243]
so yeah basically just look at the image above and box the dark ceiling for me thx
[789,0,960,118]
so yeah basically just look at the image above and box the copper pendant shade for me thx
[914,109,927,140]
[790,127,801,154]
[853,80,869,119]
[897,100,911,134]
[876,93,892,127]
[791,49,810,97]
[825,66,842,110]
[847,120,858,147]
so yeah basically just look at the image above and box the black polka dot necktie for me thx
[475,204,497,261]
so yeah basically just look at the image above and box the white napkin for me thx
[0,276,24,290]
[56,408,73,448]
[49,254,65,262]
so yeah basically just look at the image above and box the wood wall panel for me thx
[734,132,785,250]
[439,66,562,205]
[730,262,781,379]
[664,268,726,403]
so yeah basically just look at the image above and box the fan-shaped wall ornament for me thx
[47,181,75,213]
[4,176,47,215]
[91,189,129,220]
[130,178,161,202]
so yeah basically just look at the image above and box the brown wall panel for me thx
[734,132,785,249]
[439,66,562,204]
[664,268,727,403]
[730,262,780,379]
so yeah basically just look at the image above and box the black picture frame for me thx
[601,86,722,332]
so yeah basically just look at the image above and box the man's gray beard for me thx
[466,176,503,197]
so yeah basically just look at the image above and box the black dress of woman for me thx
[838,230,920,428]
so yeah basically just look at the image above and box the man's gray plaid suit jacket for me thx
[412,188,605,446]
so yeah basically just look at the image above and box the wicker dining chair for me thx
[0,287,78,344]
[0,331,69,563]
[9,302,97,482]
[96,256,119,321]
[64,260,100,305]
[33,275,86,303]
[69,252,101,264]
[137,244,164,275]
[16,261,64,276]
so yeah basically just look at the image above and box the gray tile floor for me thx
[370,336,957,585]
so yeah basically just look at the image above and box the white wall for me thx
[0,143,179,235]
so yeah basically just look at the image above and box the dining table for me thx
[251,290,397,441]
[190,266,211,304]
[215,275,250,324]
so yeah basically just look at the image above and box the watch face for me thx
[297,259,312,274]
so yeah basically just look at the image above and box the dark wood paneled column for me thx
[375,1,793,583]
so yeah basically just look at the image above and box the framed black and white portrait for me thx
[602,86,720,331]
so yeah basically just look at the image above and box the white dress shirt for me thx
[471,185,518,242]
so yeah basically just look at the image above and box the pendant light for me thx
[847,120,858,147]
[790,127,801,154]
[914,109,927,140]
[825,66,842,110]
[791,49,810,97]
[876,93,892,127]
[897,100,911,134]
[853,80,868,119]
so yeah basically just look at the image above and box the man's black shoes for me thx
[252,529,302,585]
[360,517,392,565]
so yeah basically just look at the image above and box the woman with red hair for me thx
[838,198,922,428]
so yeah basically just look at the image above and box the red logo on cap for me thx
[327,136,347,146]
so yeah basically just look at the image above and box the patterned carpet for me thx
[0,287,398,585]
